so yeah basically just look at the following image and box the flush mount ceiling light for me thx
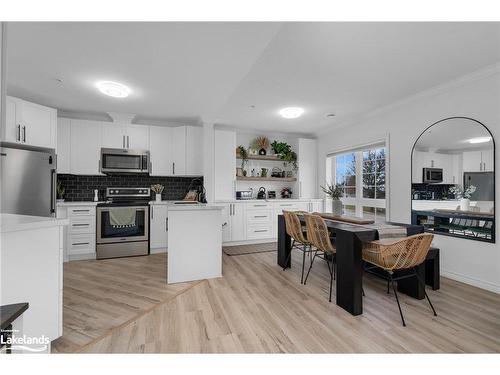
[279,107,304,119]
[469,136,492,144]
[96,81,131,98]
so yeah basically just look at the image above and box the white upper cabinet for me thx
[149,126,172,176]
[4,96,56,149]
[70,120,102,175]
[56,118,71,174]
[171,126,186,176]
[126,124,149,150]
[185,126,203,176]
[214,129,236,201]
[102,123,149,150]
[298,138,317,198]
[462,150,494,172]
[480,149,494,172]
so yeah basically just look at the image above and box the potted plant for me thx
[237,145,248,176]
[449,185,477,211]
[151,184,165,202]
[271,140,298,171]
[321,183,343,215]
[56,181,65,202]
[252,136,270,155]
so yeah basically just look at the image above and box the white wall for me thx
[317,65,500,293]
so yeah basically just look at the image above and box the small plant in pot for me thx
[56,181,65,202]
[237,145,248,176]
[321,183,344,215]
[449,185,476,211]
[271,140,298,171]
[151,184,165,202]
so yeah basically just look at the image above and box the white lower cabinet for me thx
[222,199,324,244]
[150,204,168,251]
[57,204,96,260]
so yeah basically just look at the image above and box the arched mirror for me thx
[411,117,495,243]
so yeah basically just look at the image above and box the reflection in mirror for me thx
[411,117,495,243]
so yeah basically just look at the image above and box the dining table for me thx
[277,214,425,316]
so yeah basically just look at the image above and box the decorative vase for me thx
[242,169,247,177]
[259,148,267,155]
[332,199,343,215]
[460,198,470,211]
[155,193,162,202]
[236,167,243,177]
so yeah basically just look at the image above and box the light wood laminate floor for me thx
[57,250,500,353]
[52,254,197,353]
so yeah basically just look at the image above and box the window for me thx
[326,144,387,220]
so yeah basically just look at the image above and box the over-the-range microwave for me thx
[422,167,443,183]
[100,148,150,174]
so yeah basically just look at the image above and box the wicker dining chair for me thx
[362,233,436,326]
[302,213,337,302]
[282,210,314,284]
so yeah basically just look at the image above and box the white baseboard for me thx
[68,253,96,261]
[441,269,500,294]
[223,238,276,246]
[150,247,167,254]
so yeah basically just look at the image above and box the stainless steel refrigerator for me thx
[463,172,494,201]
[1,142,57,217]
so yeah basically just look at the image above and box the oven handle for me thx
[97,206,148,213]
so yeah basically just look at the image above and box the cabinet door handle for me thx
[254,204,267,207]
[72,223,89,227]
[122,135,125,148]
[166,217,168,232]
[73,209,90,213]
[173,162,175,175]
[22,126,26,143]
[254,215,267,218]
[151,206,154,220]
[72,242,89,246]
[254,229,267,233]
[17,124,21,141]
[127,135,130,149]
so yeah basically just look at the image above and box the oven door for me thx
[100,148,149,174]
[96,206,149,244]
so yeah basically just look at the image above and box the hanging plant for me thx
[271,140,298,170]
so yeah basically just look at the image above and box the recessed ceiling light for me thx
[279,107,304,119]
[96,81,131,98]
[469,136,491,144]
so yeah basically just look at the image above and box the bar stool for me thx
[282,210,313,284]
[362,233,437,326]
[302,213,337,302]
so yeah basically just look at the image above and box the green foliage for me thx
[238,145,248,168]
[321,183,343,200]
[271,140,298,170]
[56,181,65,199]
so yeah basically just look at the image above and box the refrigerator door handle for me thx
[51,169,57,214]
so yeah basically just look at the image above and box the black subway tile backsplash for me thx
[57,174,203,202]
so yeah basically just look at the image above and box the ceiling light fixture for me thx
[279,107,304,119]
[469,136,491,144]
[96,81,131,98]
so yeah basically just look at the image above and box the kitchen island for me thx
[0,214,68,352]
[167,204,224,284]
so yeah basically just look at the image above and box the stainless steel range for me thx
[96,187,150,259]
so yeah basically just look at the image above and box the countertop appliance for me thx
[0,142,56,217]
[281,187,292,199]
[464,172,494,201]
[96,187,150,259]
[422,167,443,183]
[100,148,150,174]
[257,187,266,199]
[236,190,253,200]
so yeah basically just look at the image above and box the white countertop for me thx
[167,204,224,211]
[0,214,69,233]
[215,198,324,203]
[56,201,102,206]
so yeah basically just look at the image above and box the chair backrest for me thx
[283,210,308,244]
[384,233,434,270]
[303,213,335,253]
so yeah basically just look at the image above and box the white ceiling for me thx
[6,22,500,134]
[414,117,494,153]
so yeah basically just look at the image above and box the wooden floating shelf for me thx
[236,154,282,161]
[236,176,297,182]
